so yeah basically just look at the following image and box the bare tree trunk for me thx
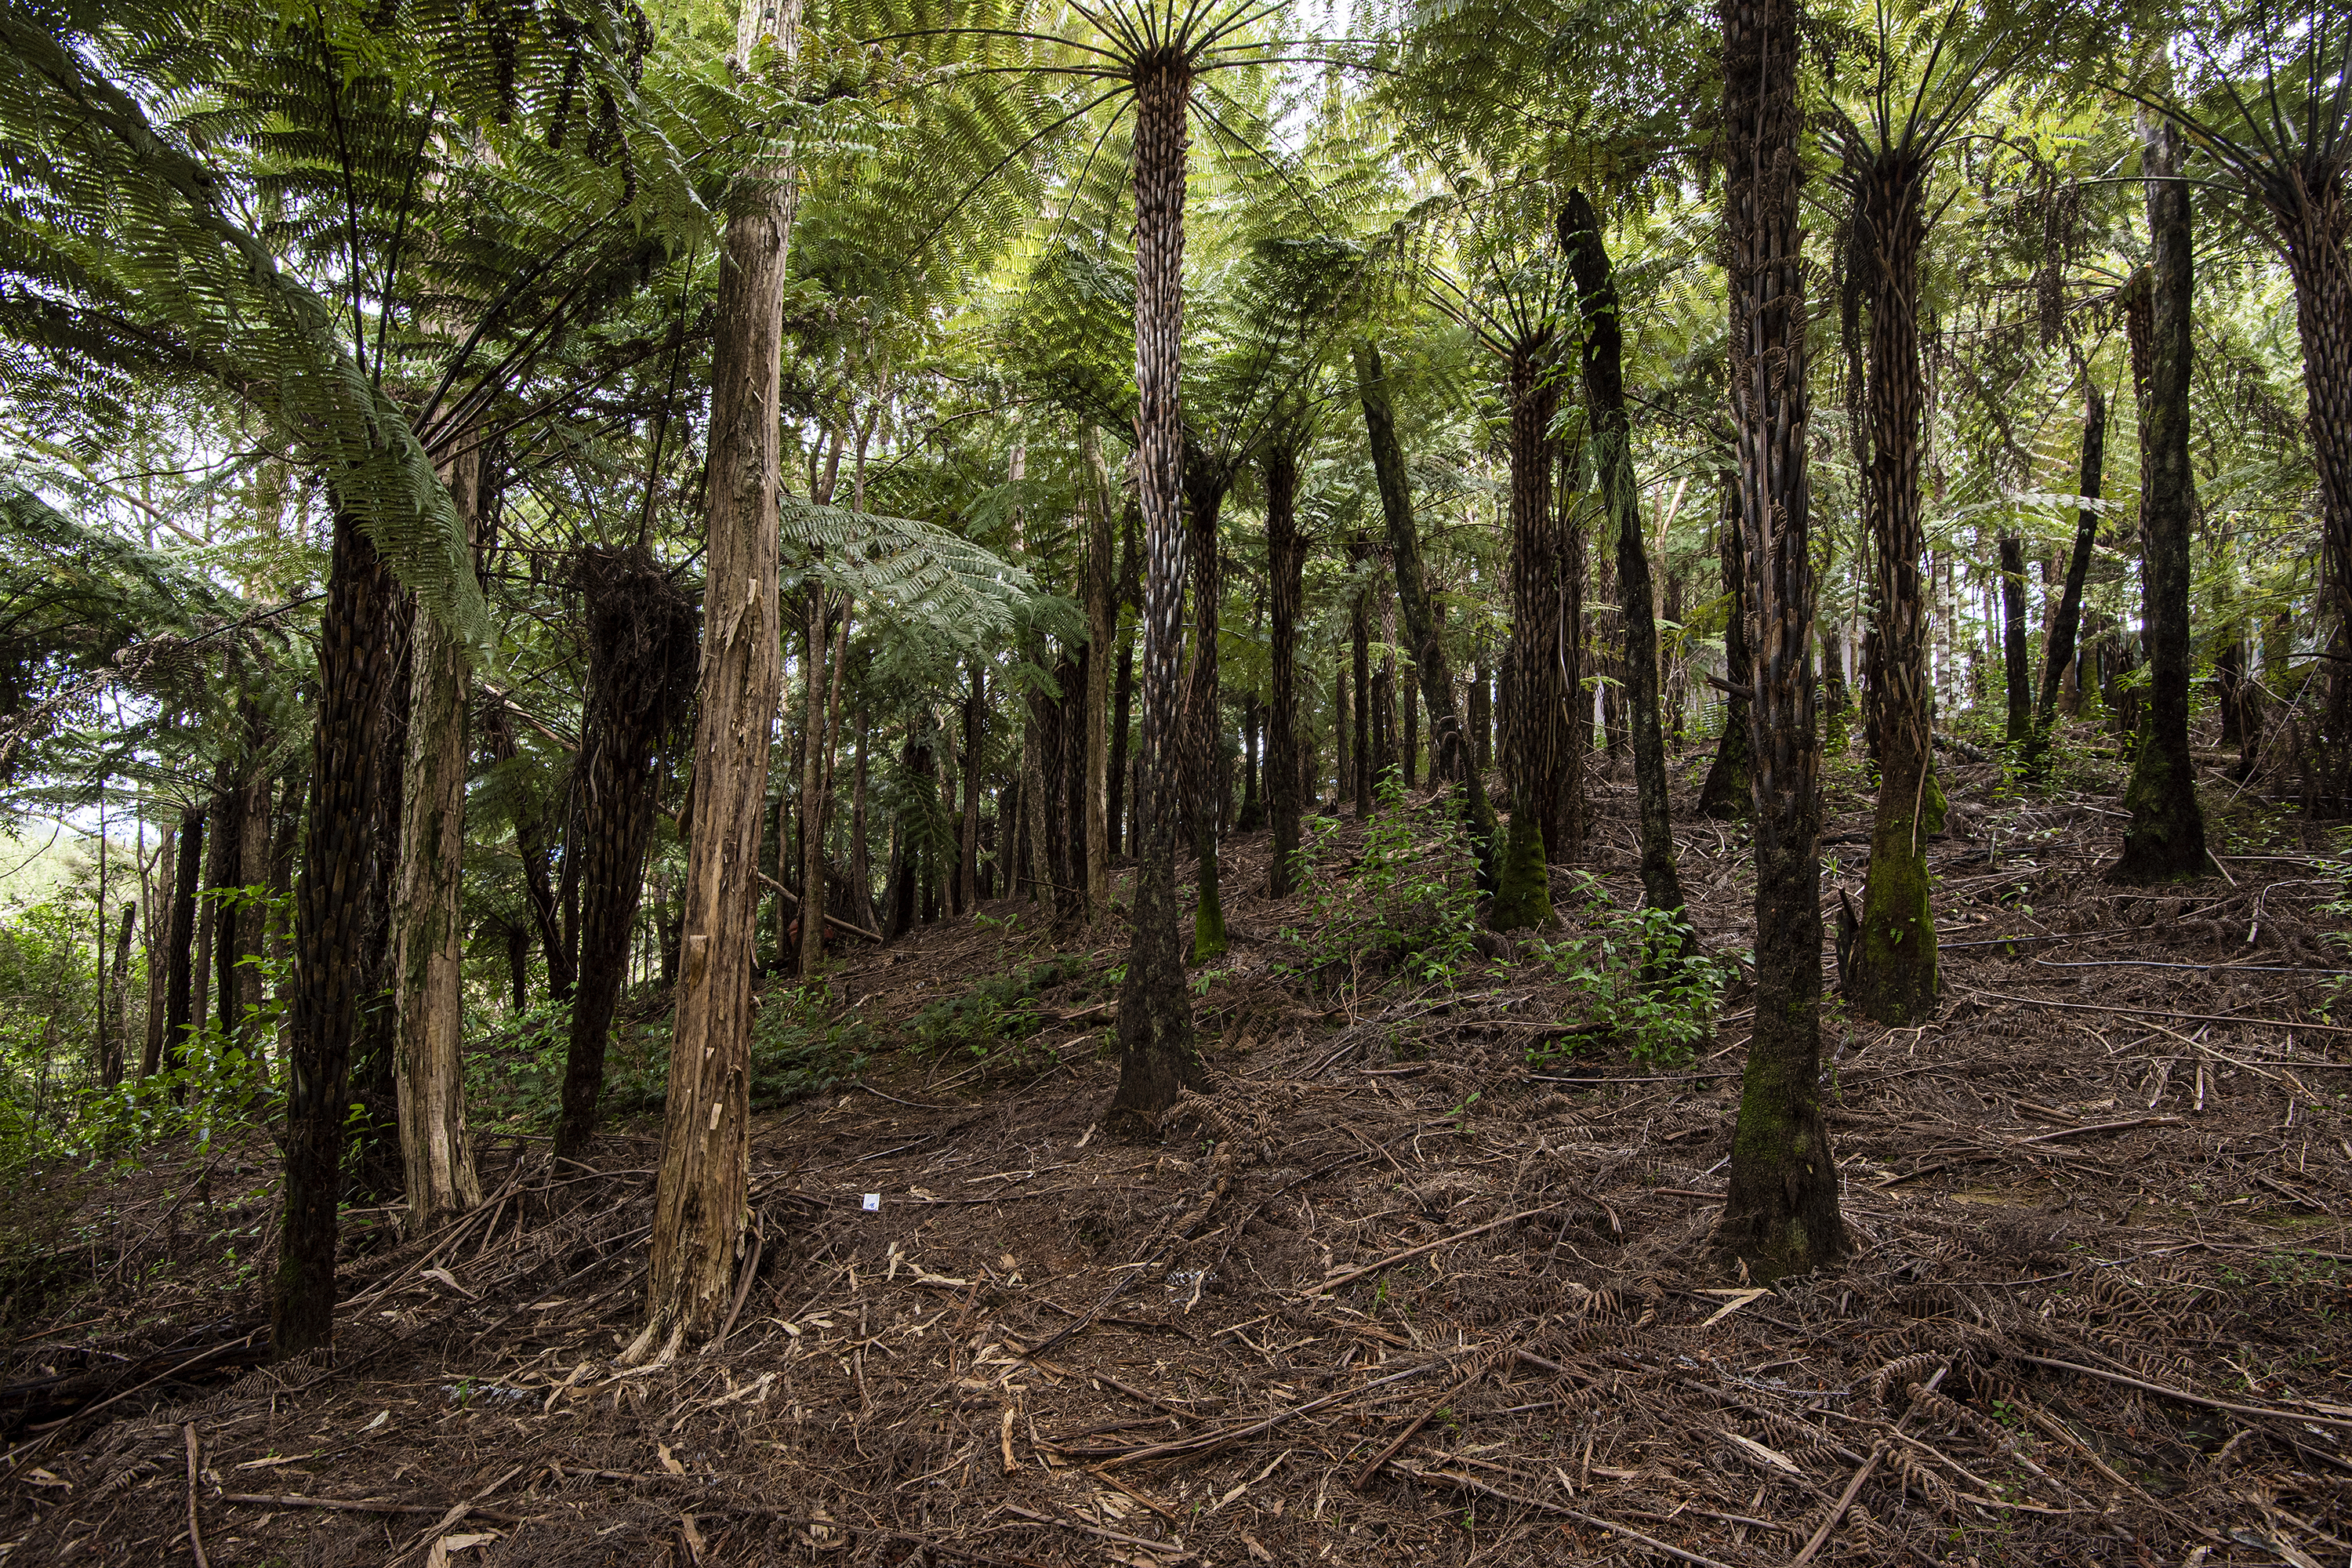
[960,662,984,911]
[797,586,829,976]
[1717,0,1846,1281]
[141,824,175,1080]
[1267,443,1307,897]
[107,903,134,1084]
[1349,543,1371,816]
[1999,535,2031,746]
[236,766,270,1053]
[2027,384,2106,778]
[1109,501,1138,861]
[1563,191,1689,935]
[162,806,202,1089]
[1084,431,1113,917]
[1109,53,1203,1126]
[2114,113,2211,881]
[631,4,794,1353]
[390,446,485,1234]
[850,703,877,931]
[1184,448,1228,960]
[274,509,408,1356]
[481,704,572,1003]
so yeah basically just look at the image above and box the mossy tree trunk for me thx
[1847,142,1939,1026]
[1697,475,1752,818]
[2114,114,2212,882]
[1109,52,1205,1127]
[1355,339,1496,886]
[1717,0,1846,1282]
[1563,191,1689,938]
[1493,346,1566,931]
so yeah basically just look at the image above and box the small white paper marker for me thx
[862,1192,881,1212]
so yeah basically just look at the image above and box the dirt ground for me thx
[5,732,2350,1566]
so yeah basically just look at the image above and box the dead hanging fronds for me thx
[572,543,701,756]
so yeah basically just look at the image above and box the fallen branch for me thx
[1382,1461,1738,1568]
[1960,986,2352,1036]
[2011,1116,2186,1147]
[757,871,884,943]
[1097,1355,1464,1470]
[2010,1353,2352,1433]
[1313,1206,1560,1295]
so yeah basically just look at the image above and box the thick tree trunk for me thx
[2114,116,2212,881]
[2275,162,2352,757]
[1717,0,1846,1281]
[1493,348,1566,930]
[630,101,793,1359]
[1267,444,1307,897]
[1848,146,1940,1026]
[1109,53,1203,1127]
[274,510,407,1356]
[390,455,484,1233]
[1698,476,1753,818]
[350,599,416,1200]
[1999,535,2031,746]
[1563,192,1689,935]
[1356,341,1497,883]
[2027,385,2106,777]
[557,547,698,1158]
[162,805,203,1088]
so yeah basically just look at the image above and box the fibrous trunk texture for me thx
[1999,535,2031,746]
[2028,385,2105,779]
[390,449,486,1232]
[2276,158,2352,761]
[1267,444,1307,898]
[1185,450,1229,964]
[1084,431,1114,917]
[2114,116,2212,882]
[1717,0,1846,1281]
[1563,191,1688,937]
[1356,341,1496,886]
[274,510,407,1356]
[1109,52,1205,1127]
[1697,476,1753,818]
[1494,347,1566,931]
[557,546,699,1158]
[630,124,793,1360]
[1849,144,1940,1027]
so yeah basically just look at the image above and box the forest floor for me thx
[5,731,2352,1567]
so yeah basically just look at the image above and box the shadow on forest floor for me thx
[5,732,2351,1566]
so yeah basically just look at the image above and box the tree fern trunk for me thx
[1849,148,1939,1026]
[2027,384,2105,777]
[1267,443,1306,898]
[1109,50,1203,1126]
[2279,173,2352,768]
[1185,453,1228,961]
[274,510,406,1356]
[1563,191,1688,938]
[1717,0,1845,1281]
[1493,347,1563,930]
[1698,476,1753,818]
[631,95,793,1358]
[1085,433,1114,917]
[1999,535,2031,746]
[2114,114,2211,882]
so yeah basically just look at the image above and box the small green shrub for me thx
[1279,777,1483,992]
[1529,873,1736,1066]
[907,958,1087,1069]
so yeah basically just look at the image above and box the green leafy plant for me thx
[907,958,1090,1072]
[1529,873,1735,1067]
[1279,777,1483,993]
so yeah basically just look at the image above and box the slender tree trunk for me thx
[1061,644,1089,913]
[798,587,829,976]
[390,450,485,1232]
[141,825,175,1080]
[2027,384,2106,777]
[1109,53,1203,1126]
[1472,648,1491,774]
[1349,546,1372,816]
[481,705,572,1004]
[557,547,699,1157]
[1493,348,1565,929]
[274,510,407,1356]
[205,757,243,1042]
[164,805,204,1091]
[236,765,270,1051]
[1847,144,1940,1026]
[1999,535,2031,746]
[1109,502,1139,862]
[851,705,877,931]
[1717,0,1846,1281]
[961,662,984,911]
[107,903,134,1084]
[1563,191,1689,935]
[1334,665,1351,812]
[631,42,793,1356]
[2115,114,2212,881]
[1267,443,1307,897]
[1698,476,1753,818]
[1084,432,1114,916]
[1355,340,1496,881]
